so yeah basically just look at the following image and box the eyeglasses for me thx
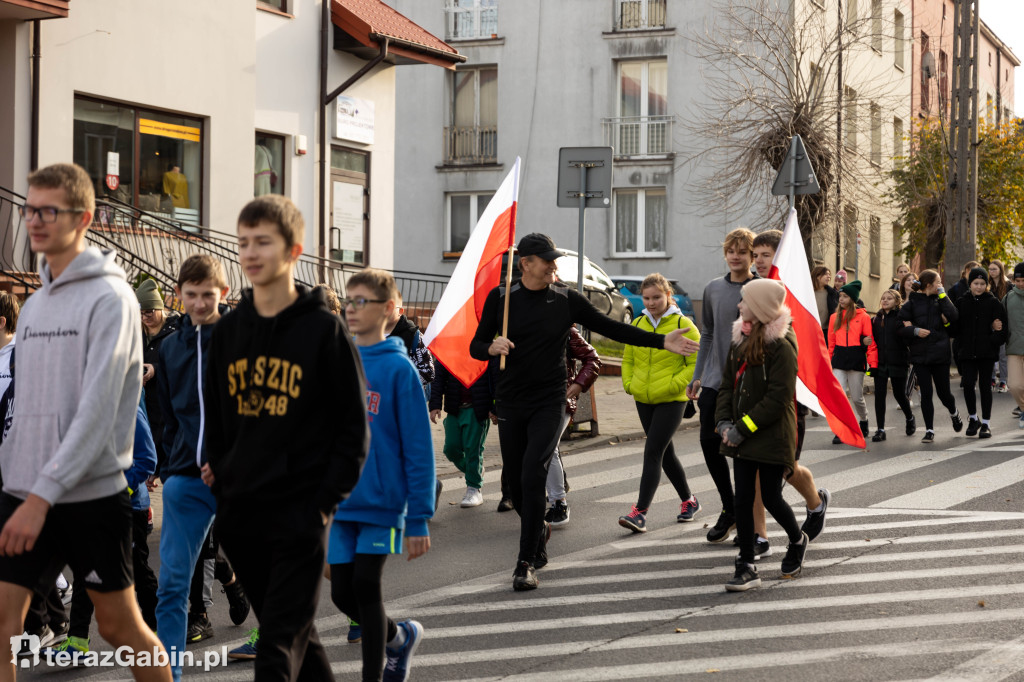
[340,297,387,310]
[140,309,159,316]
[18,205,85,223]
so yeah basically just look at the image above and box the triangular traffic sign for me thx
[771,134,821,196]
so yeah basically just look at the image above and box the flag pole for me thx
[499,245,515,371]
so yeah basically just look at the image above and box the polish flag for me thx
[770,208,866,448]
[424,157,521,386]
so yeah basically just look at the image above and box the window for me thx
[257,0,287,12]
[444,0,497,40]
[254,133,285,197]
[843,205,858,272]
[894,11,905,69]
[844,86,857,151]
[615,0,667,31]
[73,96,203,227]
[445,191,493,255]
[444,66,497,165]
[869,215,881,276]
[611,60,670,156]
[939,51,948,111]
[921,33,931,112]
[989,52,992,67]
[870,103,881,166]
[329,147,369,265]
[871,0,882,52]
[613,188,667,256]
[893,116,904,169]
[986,94,994,122]
[847,0,858,23]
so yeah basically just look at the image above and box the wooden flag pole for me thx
[499,244,515,371]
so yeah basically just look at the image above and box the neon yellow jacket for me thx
[622,311,701,404]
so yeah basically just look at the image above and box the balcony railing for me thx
[445,0,498,40]
[603,115,674,157]
[614,0,667,31]
[443,125,498,165]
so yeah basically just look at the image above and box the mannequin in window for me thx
[162,164,190,209]
[254,144,274,196]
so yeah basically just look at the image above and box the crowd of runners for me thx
[2,162,1024,681]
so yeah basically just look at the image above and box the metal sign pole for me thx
[577,163,587,295]
[788,136,797,211]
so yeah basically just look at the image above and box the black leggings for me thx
[635,401,690,509]
[330,557,397,682]
[697,388,734,514]
[496,400,565,564]
[734,459,801,564]
[873,372,914,429]
[960,359,996,420]
[913,363,958,430]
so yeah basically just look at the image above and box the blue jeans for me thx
[155,475,216,681]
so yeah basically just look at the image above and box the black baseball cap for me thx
[517,233,561,261]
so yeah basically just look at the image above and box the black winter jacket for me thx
[429,361,496,422]
[871,308,910,371]
[897,291,958,365]
[953,291,1007,361]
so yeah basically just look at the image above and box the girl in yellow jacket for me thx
[618,273,702,533]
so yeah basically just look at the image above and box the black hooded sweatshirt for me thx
[204,285,368,516]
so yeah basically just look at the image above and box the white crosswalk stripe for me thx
[131,430,1024,681]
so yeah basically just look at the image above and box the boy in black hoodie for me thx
[203,196,369,681]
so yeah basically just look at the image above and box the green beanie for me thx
[840,279,862,302]
[135,279,165,310]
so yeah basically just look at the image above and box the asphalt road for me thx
[17,393,1024,681]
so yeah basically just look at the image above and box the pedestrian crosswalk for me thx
[170,426,1024,681]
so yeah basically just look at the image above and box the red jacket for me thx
[828,308,878,372]
[566,326,601,416]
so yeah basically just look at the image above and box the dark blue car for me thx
[611,276,695,322]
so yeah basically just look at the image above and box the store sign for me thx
[105,152,120,191]
[333,96,374,145]
[139,118,201,142]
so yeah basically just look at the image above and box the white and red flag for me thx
[770,208,866,448]
[424,157,521,386]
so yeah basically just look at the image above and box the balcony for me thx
[444,0,498,41]
[603,115,674,158]
[443,125,498,165]
[614,0,666,31]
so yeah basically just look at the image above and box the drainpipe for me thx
[30,19,40,171]
[318,0,388,278]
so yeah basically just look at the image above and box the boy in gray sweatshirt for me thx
[0,163,169,681]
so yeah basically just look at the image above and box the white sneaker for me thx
[460,487,483,507]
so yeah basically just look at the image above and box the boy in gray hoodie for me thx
[0,163,169,681]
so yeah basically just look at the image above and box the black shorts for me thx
[0,490,133,594]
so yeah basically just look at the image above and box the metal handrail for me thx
[602,115,675,156]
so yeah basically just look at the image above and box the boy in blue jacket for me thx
[331,268,435,682]
[153,256,232,682]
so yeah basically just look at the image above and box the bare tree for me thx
[681,0,906,265]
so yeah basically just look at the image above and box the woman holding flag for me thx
[470,233,699,591]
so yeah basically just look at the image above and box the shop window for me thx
[73,96,203,227]
[445,191,493,256]
[255,133,285,197]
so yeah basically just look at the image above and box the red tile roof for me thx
[332,0,463,69]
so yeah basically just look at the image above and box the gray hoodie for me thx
[1004,286,1024,356]
[690,273,755,392]
[0,247,142,504]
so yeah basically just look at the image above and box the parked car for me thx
[500,249,634,324]
[610,275,695,321]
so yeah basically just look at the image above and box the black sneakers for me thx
[545,500,570,528]
[800,488,830,543]
[497,497,515,512]
[831,435,842,445]
[871,429,886,442]
[979,423,992,439]
[223,580,250,626]
[512,561,538,591]
[780,532,809,579]
[906,415,917,436]
[859,420,869,437]
[921,430,935,443]
[725,560,761,592]
[706,511,736,543]
[186,612,214,643]
[966,417,981,437]
[732,534,772,559]
[951,411,964,432]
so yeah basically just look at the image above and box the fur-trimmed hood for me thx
[731,307,792,346]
